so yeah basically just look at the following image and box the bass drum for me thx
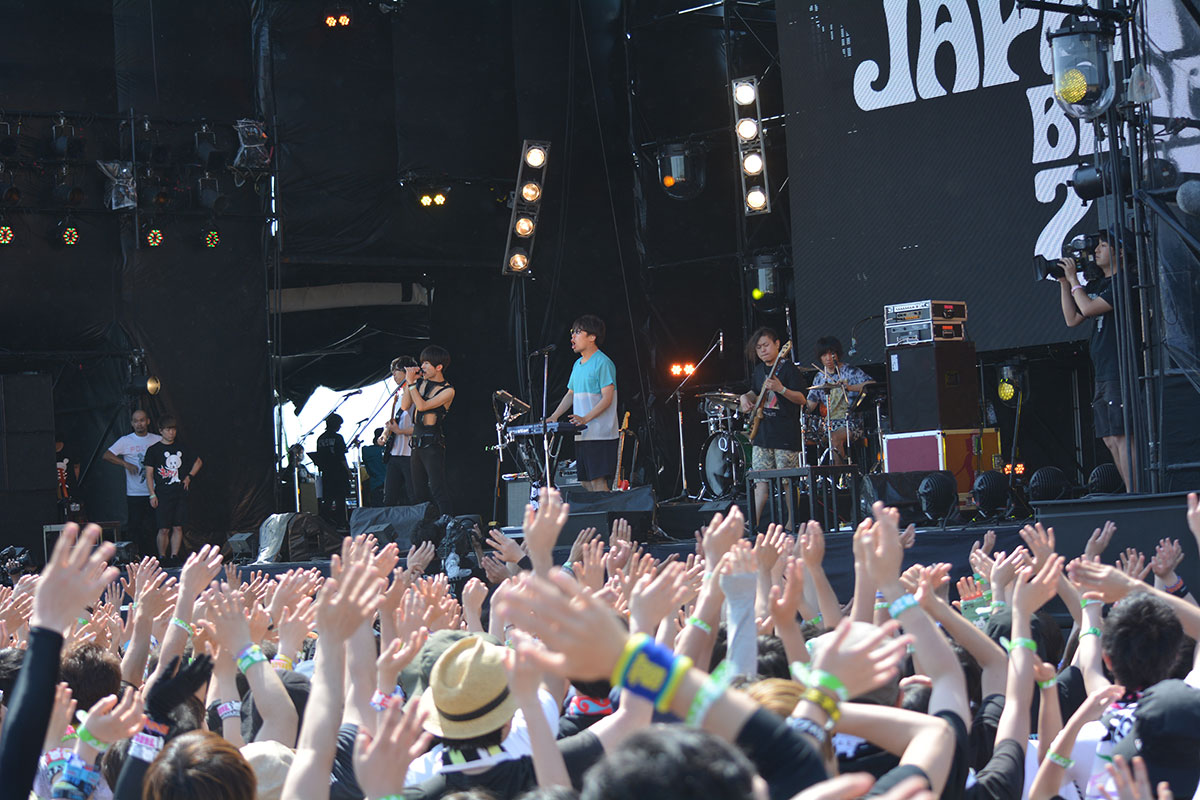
[700,430,751,498]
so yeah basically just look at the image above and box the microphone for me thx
[719,330,724,357]
[848,337,857,357]
[342,389,362,398]
[529,344,557,358]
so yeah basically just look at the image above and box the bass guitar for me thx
[746,340,793,443]
[612,412,630,490]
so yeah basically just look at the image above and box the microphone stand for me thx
[669,331,721,501]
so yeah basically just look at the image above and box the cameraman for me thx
[1057,229,1134,491]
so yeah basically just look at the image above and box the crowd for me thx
[1,488,1199,800]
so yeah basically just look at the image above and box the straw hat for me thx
[417,635,517,739]
[240,740,295,800]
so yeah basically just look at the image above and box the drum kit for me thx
[696,381,888,499]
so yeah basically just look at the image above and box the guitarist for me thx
[738,327,805,528]
[376,355,417,505]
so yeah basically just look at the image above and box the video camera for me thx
[1034,233,1102,282]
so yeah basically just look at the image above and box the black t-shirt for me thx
[937,709,970,800]
[969,693,1005,771]
[316,431,349,478]
[403,730,604,800]
[965,738,1025,800]
[750,358,804,451]
[736,707,829,800]
[143,441,196,497]
[1086,278,1119,382]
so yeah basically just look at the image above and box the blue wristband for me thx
[888,593,919,619]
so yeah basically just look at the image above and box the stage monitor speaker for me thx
[349,503,437,550]
[558,486,656,545]
[887,342,980,433]
[859,471,952,528]
[0,374,55,493]
[506,479,532,527]
[257,512,337,563]
[657,499,744,540]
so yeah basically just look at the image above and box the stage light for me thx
[657,142,706,201]
[1002,463,1026,476]
[746,187,767,211]
[733,81,757,106]
[339,11,351,25]
[1047,17,1116,120]
[419,194,432,207]
[0,224,13,245]
[669,363,696,377]
[1087,463,1124,494]
[524,145,547,168]
[145,226,163,247]
[751,287,765,300]
[514,217,534,237]
[433,192,446,206]
[997,379,1015,402]
[0,172,19,205]
[521,182,541,202]
[918,471,958,522]
[507,249,529,273]
[59,221,79,246]
[51,118,85,159]
[971,470,1009,518]
[1028,466,1069,501]
[325,13,338,26]
[53,167,84,206]
[198,175,228,213]
[996,364,1025,408]
[203,225,220,248]
[736,119,759,141]
[194,125,227,171]
[742,152,763,176]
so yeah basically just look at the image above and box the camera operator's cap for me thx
[399,628,502,697]
[417,635,518,739]
[1111,679,1200,797]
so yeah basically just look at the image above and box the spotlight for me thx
[59,220,79,246]
[514,217,534,237]
[51,118,85,159]
[202,224,220,248]
[325,13,338,26]
[507,249,530,273]
[971,470,1009,518]
[198,175,228,213]
[742,152,763,176]
[419,194,432,207]
[1087,463,1124,494]
[657,142,706,201]
[736,119,759,141]
[1047,17,1117,120]
[520,182,541,202]
[733,81,757,106]
[918,471,958,522]
[0,224,13,245]
[0,171,19,205]
[145,225,163,248]
[53,168,84,207]
[1028,466,1069,501]
[194,125,227,171]
[433,192,446,206]
[745,187,767,211]
[524,145,547,168]
[996,365,1025,408]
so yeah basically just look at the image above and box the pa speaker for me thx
[859,471,953,528]
[886,342,980,433]
[349,502,437,550]
[558,486,657,545]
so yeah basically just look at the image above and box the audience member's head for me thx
[419,636,518,751]
[142,730,256,800]
[581,725,757,800]
[59,641,121,714]
[754,635,790,680]
[1103,592,1183,690]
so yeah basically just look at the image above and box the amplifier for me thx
[884,300,968,326]
[884,321,965,347]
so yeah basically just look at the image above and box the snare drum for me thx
[700,430,751,498]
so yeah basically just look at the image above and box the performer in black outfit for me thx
[315,413,350,527]
[401,345,455,515]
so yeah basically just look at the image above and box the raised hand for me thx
[567,527,600,568]
[769,557,808,625]
[610,517,633,546]
[1150,538,1184,581]
[810,617,912,700]
[43,682,76,753]
[1067,559,1138,604]
[522,488,570,573]
[78,687,145,748]
[629,562,690,635]
[753,525,788,574]
[353,702,431,800]
[178,544,223,601]
[605,538,633,576]
[798,520,826,567]
[1084,520,1117,560]
[1012,555,1065,615]
[701,507,746,565]
[32,523,119,634]
[861,503,904,589]
[1117,548,1152,582]
[1020,522,1057,568]
[316,557,386,643]
[486,529,524,564]
[899,524,917,550]
[377,626,429,691]
[573,536,607,592]
[461,577,489,626]
[481,554,510,585]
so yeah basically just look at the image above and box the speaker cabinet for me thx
[886,342,980,433]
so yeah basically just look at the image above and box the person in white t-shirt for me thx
[102,409,161,556]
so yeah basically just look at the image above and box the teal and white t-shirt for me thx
[568,351,618,441]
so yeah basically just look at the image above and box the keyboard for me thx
[508,422,587,436]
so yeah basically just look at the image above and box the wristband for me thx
[1169,581,1190,598]
[271,654,294,671]
[873,601,889,612]
[1080,626,1102,639]
[801,687,841,727]
[51,753,102,800]
[804,614,822,626]
[1001,636,1038,654]
[888,593,920,619]
[1081,598,1104,609]
[787,714,828,744]
[1070,285,1085,295]
[170,617,195,637]
[686,661,734,727]
[990,600,1007,611]
[790,662,849,702]
[611,633,692,712]
[370,690,392,711]
[129,731,164,763]
[686,615,713,634]
[1048,752,1075,768]
[1164,575,1184,592]
[75,725,110,753]
[40,747,72,777]
[875,591,885,599]
[392,684,407,701]
[217,701,242,720]
[1038,678,1057,689]
[237,643,268,673]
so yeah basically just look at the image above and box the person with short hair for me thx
[401,345,455,515]
[547,315,619,492]
[804,336,873,466]
[144,416,201,563]
[102,409,161,556]
[377,355,417,506]
[314,414,350,526]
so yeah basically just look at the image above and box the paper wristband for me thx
[1048,752,1075,769]
[888,593,919,619]
[686,616,713,634]
[128,732,164,763]
[787,715,828,744]
[1001,636,1037,654]
[685,661,734,727]
[75,725,110,753]
[1079,627,1102,639]
[790,663,849,702]
[1038,678,1057,689]
[217,701,242,720]
[370,690,391,711]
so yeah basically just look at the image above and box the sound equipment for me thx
[859,471,953,528]
[43,521,119,563]
[883,429,1002,503]
[886,342,980,432]
[257,512,338,563]
[349,502,437,549]
[0,374,57,556]
[884,321,965,347]
[507,421,587,437]
[884,300,968,326]
[558,486,656,545]
[656,499,744,540]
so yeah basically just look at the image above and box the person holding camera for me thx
[1057,229,1133,491]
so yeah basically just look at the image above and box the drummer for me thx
[738,327,806,529]
[804,336,874,465]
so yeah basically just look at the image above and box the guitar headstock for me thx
[779,341,793,359]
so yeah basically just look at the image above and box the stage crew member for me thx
[143,416,201,564]
[377,355,417,506]
[314,413,351,527]
[804,336,873,465]
[739,327,805,527]
[104,409,161,557]
[548,314,619,492]
[1057,229,1133,491]
[401,345,455,515]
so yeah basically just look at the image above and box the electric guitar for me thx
[747,340,793,443]
[382,385,401,461]
[612,412,630,491]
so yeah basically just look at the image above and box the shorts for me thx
[751,446,800,476]
[155,492,188,529]
[1092,380,1125,438]
[576,439,619,483]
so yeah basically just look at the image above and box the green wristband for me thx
[1038,678,1057,689]
[790,662,849,702]
[1079,626,1102,639]
[686,616,713,634]
[1048,752,1075,769]
[76,725,110,753]
[1001,636,1037,653]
